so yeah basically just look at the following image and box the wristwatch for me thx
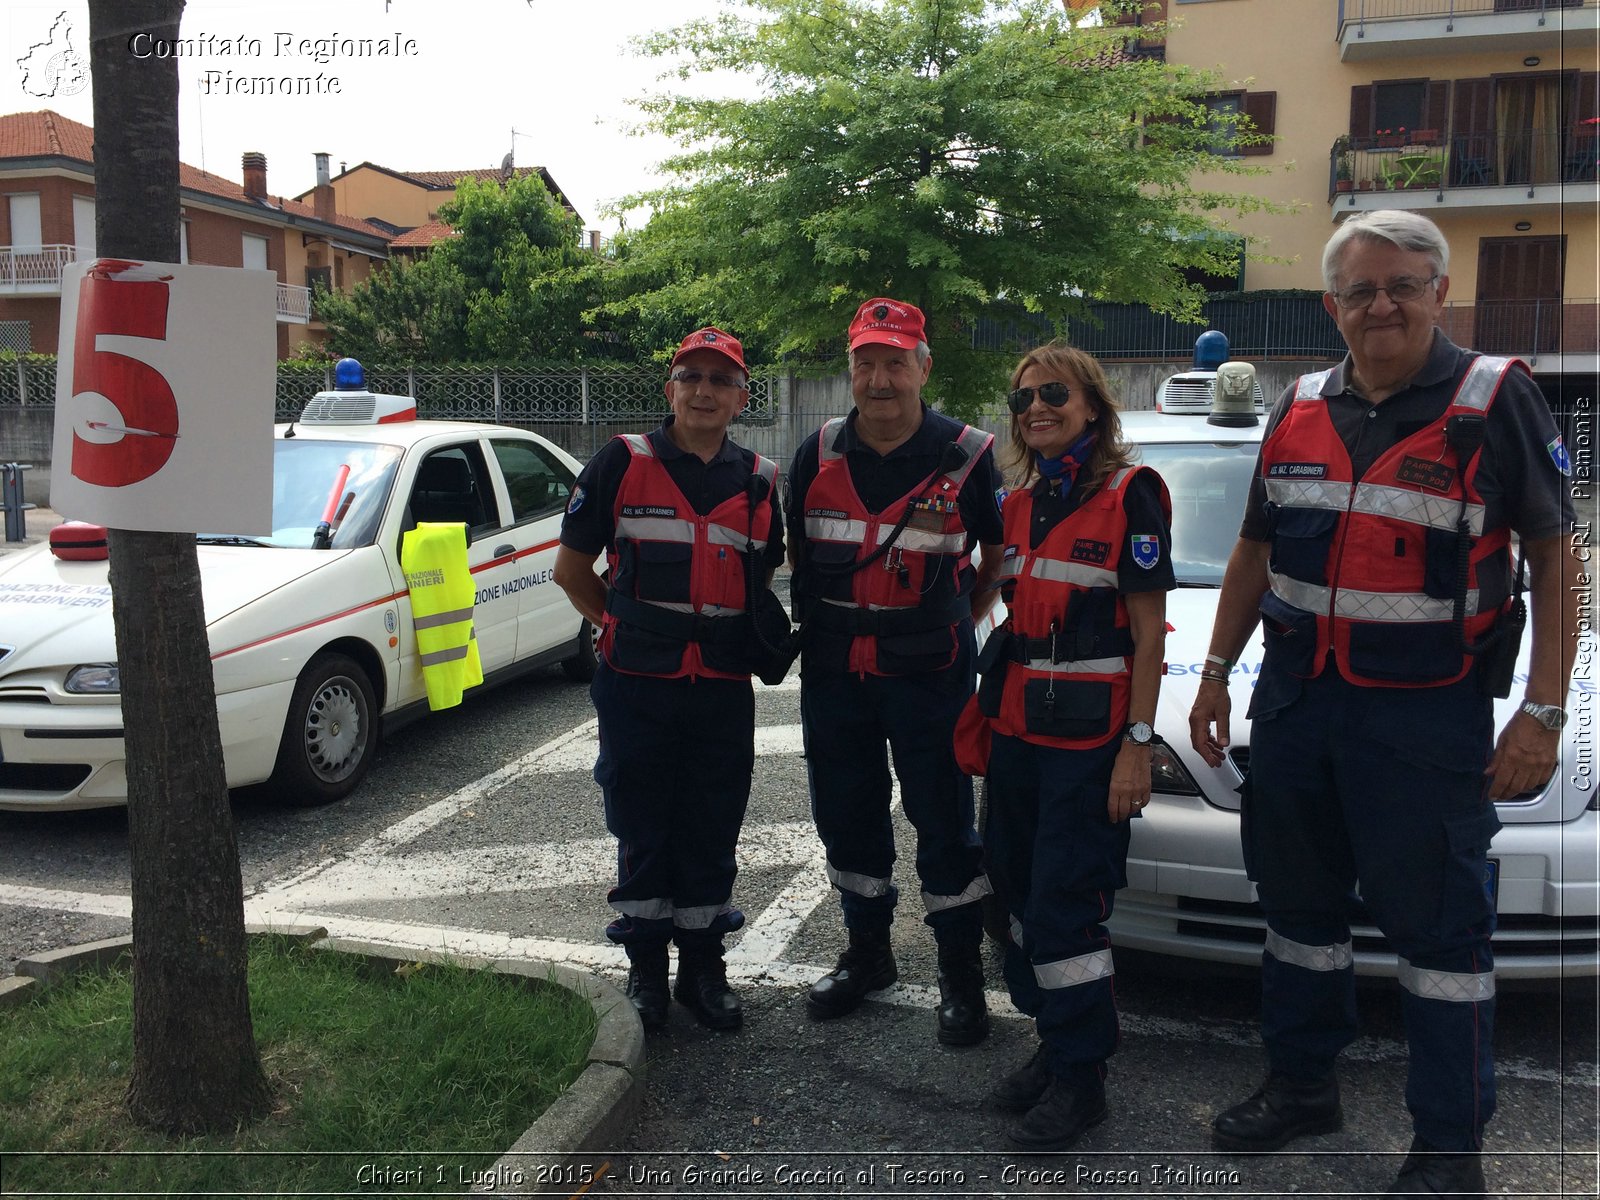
[1519,700,1567,732]
[1125,721,1156,746]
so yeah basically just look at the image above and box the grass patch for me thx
[0,936,597,1195]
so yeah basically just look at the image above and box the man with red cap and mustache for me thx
[786,297,1005,1046]
[556,327,785,1034]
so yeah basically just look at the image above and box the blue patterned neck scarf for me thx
[1035,429,1097,493]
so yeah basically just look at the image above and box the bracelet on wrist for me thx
[1198,669,1230,684]
[1204,653,1235,670]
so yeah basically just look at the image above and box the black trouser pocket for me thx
[975,629,1011,716]
[1346,620,1458,683]
[1022,678,1111,740]
[1259,590,1319,678]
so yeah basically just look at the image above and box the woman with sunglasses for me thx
[974,340,1174,1151]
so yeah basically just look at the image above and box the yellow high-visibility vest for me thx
[400,522,484,710]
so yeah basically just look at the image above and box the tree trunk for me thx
[87,0,271,1133]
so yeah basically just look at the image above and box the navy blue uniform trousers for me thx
[800,633,986,942]
[592,661,754,948]
[985,732,1129,1087]
[1246,666,1500,1151]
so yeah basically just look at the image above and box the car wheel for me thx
[270,653,377,806]
[977,778,1010,944]
[561,618,599,683]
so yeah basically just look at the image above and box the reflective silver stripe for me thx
[998,557,1024,580]
[412,605,473,630]
[672,902,734,930]
[826,862,893,899]
[1009,916,1025,946]
[1034,948,1114,990]
[1294,369,1335,401]
[1352,482,1485,537]
[615,516,696,542]
[707,522,769,551]
[1265,928,1353,972]
[893,527,967,554]
[1268,571,1479,622]
[1398,959,1496,1002]
[818,416,849,463]
[1109,466,1137,489]
[1264,478,1352,511]
[1021,655,1128,674]
[922,873,993,914]
[610,897,673,920]
[635,596,745,618]
[1030,557,1119,588]
[621,432,654,457]
[418,644,470,668]
[945,425,994,490]
[806,516,868,543]
[1454,355,1520,414]
[753,454,779,491]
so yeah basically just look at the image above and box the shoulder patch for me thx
[1548,435,1572,476]
[566,485,586,515]
[1130,534,1160,570]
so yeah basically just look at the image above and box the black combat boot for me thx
[1212,1073,1342,1151]
[806,927,897,1018]
[1007,1075,1108,1152]
[990,1043,1051,1111]
[1385,1136,1485,1198]
[673,941,743,1031]
[935,940,989,1046]
[623,942,670,1031]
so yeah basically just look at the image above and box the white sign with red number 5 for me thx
[50,258,277,533]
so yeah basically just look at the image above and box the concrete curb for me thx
[9,925,645,1195]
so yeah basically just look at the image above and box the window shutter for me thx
[1424,81,1450,138]
[1240,91,1277,156]
[1349,85,1375,142]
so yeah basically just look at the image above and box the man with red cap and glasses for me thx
[555,327,785,1032]
[786,297,1005,1045]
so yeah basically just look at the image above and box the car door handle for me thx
[494,543,516,557]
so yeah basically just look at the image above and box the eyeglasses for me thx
[1007,381,1073,414]
[669,369,749,390]
[1330,275,1439,310]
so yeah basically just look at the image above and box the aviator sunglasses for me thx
[1007,381,1073,414]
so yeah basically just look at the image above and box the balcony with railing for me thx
[1336,0,1598,60]
[276,282,311,324]
[1329,127,1597,210]
[0,245,77,294]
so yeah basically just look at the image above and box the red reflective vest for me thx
[801,418,993,675]
[602,433,778,680]
[1260,355,1522,688]
[991,465,1169,749]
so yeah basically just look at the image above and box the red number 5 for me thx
[70,271,178,488]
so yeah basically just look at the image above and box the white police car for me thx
[0,361,593,811]
[981,383,1598,981]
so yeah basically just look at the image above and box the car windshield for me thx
[200,439,402,549]
[1133,441,1259,587]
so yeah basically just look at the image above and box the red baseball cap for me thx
[847,297,926,351]
[669,327,747,373]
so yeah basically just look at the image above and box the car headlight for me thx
[65,664,121,695]
[1150,739,1201,795]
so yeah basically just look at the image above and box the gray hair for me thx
[848,340,931,368]
[1321,210,1450,291]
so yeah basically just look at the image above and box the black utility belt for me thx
[606,592,749,645]
[1008,630,1134,664]
[807,599,970,637]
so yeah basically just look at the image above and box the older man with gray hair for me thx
[1188,211,1580,1197]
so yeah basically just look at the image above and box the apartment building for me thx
[1154,0,1597,397]
[0,110,391,359]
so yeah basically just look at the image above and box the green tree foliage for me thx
[613,0,1277,412]
[317,173,601,363]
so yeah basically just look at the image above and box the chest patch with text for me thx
[1267,462,1327,479]
[1070,538,1111,565]
[1395,456,1455,493]
[621,505,678,519]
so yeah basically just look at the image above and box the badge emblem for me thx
[703,331,718,343]
[384,609,397,635]
[567,485,586,515]
[874,304,889,320]
[1548,435,1572,476]
[1130,534,1160,570]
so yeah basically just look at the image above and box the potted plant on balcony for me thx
[1376,126,1408,149]
[1333,137,1354,192]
